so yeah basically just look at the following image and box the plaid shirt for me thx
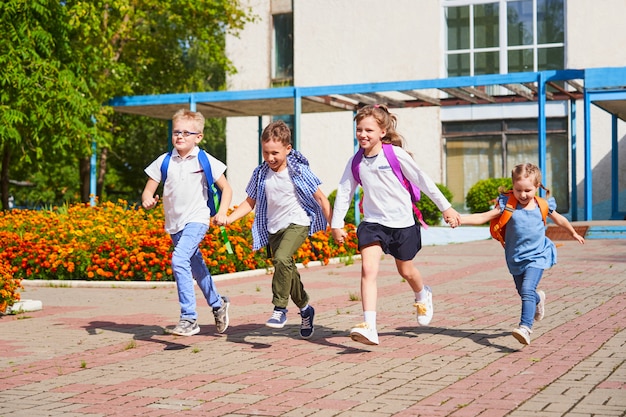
[246,150,327,250]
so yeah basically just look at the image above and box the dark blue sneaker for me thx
[266,307,288,328]
[299,306,315,339]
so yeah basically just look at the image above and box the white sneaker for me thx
[350,322,379,345]
[414,285,433,326]
[534,290,546,321]
[512,325,532,345]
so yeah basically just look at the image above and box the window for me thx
[445,0,564,76]
[272,13,293,85]
[444,118,569,212]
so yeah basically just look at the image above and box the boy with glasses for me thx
[142,109,232,336]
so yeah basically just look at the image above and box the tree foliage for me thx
[0,0,99,209]
[1,0,253,209]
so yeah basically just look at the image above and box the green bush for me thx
[329,183,452,227]
[416,183,454,226]
[465,177,512,213]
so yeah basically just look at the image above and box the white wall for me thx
[224,0,626,218]
[566,0,626,69]
[566,0,626,218]
[294,0,442,85]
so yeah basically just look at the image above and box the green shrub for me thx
[465,177,512,213]
[329,183,452,227]
[416,183,454,226]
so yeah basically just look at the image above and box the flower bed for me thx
[0,200,359,282]
[0,259,22,314]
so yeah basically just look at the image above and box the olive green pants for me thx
[268,224,310,309]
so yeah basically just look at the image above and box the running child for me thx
[331,104,461,346]
[460,162,585,345]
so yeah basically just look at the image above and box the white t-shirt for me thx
[264,168,310,234]
[331,146,451,229]
[145,147,226,234]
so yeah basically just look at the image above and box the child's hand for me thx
[142,195,159,210]
[331,228,347,245]
[573,232,585,244]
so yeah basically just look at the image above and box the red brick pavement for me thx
[1,238,625,416]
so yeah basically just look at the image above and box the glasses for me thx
[172,130,200,137]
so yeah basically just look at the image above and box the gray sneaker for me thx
[213,296,230,333]
[170,319,200,336]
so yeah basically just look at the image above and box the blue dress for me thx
[499,194,557,276]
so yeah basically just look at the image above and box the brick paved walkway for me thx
[1,237,625,416]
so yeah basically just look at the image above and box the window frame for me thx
[443,0,565,77]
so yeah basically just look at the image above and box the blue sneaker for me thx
[299,306,315,339]
[266,307,288,328]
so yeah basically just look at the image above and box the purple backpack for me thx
[351,143,428,229]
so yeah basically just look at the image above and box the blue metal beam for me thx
[570,100,578,221]
[612,114,619,219]
[293,87,302,150]
[583,90,592,220]
[538,72,547,198]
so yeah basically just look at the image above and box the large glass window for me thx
[445,0,564,76]
[444,119,569,212]
[272,13,293,84]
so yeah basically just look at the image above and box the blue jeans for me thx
[170,223,222,320]
[512,267,544,329]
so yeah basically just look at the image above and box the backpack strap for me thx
[350,148,364,185]
[196,150,232,254]
[381,144,427,229]
[536,196,549,224]
[197,149,221,217]
[160,152,172,183]
[491,192,517,245]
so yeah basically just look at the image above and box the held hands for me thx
[442,207,462,228]
[332,227,348,245]
[213,213,228,226]
[142,195,159,210]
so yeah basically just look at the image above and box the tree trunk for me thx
[0,143,10,210]
[96,147,108,198]
[79,156,91,203]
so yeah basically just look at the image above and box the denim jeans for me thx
[268,224,310,309]
[170,222,222,320]
[512,267,544,329]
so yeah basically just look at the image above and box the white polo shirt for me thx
[145,147,226,234]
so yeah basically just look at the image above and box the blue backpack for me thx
[159,149,221,216]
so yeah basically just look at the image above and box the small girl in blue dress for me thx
[461,163,585,345]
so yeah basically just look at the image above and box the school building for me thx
[110,0,626,221]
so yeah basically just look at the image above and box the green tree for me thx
[65,0,252,203]
[0,0,99,209]
[1,0,253,208]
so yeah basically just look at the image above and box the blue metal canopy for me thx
[107,67,626,220]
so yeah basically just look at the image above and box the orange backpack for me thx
[490,192,549,247]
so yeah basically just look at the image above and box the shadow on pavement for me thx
[83,320,192,351]
[395,326,517,352]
